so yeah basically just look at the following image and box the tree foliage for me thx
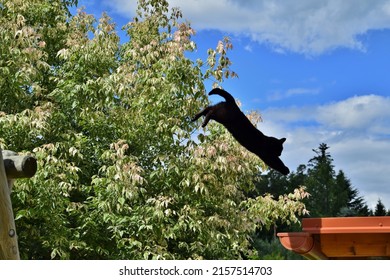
[305,143,370,217]
[0,0,307,259]
[256,143,370,219]
[374,199,387,216]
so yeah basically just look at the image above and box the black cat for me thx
[192,88,290,175]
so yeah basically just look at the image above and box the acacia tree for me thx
[0,0,307,259]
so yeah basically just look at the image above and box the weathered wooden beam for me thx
[0,149,20,259]
[2,150,37,179]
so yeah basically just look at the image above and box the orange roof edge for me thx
[303,216,390,234]
[277,232,328,260]
[278,217,390,260]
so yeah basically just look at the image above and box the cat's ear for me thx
[279,138,286,143]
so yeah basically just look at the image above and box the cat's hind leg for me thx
[191,106,214,128]
[191,106,211,122]
[201,110,214,127]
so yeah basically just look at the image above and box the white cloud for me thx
[286,88,321,97]
[103,0,138,17]
[266,87,321,101]
[260,94,390,209]
[317,95,390,135]
[103,0,390,55]
[244,44,253,52]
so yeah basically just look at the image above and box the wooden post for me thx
[0,149,37,260]
[2,150,37,179]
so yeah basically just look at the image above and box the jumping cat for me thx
[192,88,290,175]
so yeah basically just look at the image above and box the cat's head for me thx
[269,137,286,157]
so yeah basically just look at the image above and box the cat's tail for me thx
[208,88,236,104]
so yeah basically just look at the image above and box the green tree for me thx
[255,164,308,200]
[250,165,309,238]
[305,143,336,216]
[305,143,369,217]
[256,143,369,219]
[335,171,370,216]
[1,0,307,259]
[252,167,308,250]
[252,237,303,260]
[374,199,387,216]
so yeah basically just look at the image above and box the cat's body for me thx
[192,88,290,175]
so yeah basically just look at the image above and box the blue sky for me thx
[73,0,390,210]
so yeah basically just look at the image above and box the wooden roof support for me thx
[2,150,37,180]
[0,149,37,260]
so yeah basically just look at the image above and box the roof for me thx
[277,216,390,259]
